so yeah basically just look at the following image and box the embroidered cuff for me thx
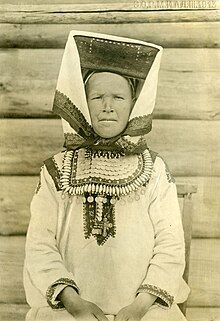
[137,284,174,308]
[46,278,79,310]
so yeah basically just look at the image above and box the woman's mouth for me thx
[99,119,117,122]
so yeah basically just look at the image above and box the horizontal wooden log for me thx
[0,236,26,303]
[147,120,220,177]
[0,305,220,321]
[187,239,220,307]
[1,48,220,120]
[186,307,220,321]
[1,1,219,10]
[1,119,219,176]
[1,5,219,24]
[0,119,64,175]
[178,177,220,238]
[0,237,219,307]
[0,304,29,321]
[0,22,219,48]
[0,176,37,236]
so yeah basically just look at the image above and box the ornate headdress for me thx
[53,30,163,154]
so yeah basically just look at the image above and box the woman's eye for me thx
[115,96,124,100]
[91,96,101,100]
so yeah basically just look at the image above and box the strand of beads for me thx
[60,150,74,195]
[94,196,104,221]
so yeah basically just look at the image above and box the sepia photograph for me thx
[0,1,220,321]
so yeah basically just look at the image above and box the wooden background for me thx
[0,1,220,321]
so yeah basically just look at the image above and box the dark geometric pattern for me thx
[137,284,174,308]
[46,278,79,309]
[44,157,62,191]
[83,193,116,246]
[74,35,159,79]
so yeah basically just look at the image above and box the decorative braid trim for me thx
[46,278,79,310]
[165,166,175,183]
[124,114,153,137]
[44,157,62,191]
[35,166,43,194]
[53,90,93,138]
[157,155,175,184]
[137,284,174,308]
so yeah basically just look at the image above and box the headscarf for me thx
[53,30,163,155]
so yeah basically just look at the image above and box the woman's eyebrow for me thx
[88,91,102,96]
[114,92,125,96]
[87,89,128,96]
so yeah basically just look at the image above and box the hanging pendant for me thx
[83,193,116,245]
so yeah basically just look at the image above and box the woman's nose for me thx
[103,97,113,112]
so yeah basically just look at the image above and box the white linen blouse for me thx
[23,150,190,316]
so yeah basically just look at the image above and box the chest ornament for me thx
[61,148,153,245]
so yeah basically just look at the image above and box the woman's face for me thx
[86,72,135,138]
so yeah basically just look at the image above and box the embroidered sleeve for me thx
[46,278,79,309]
[24,165,79,305]
[139,157,187,307]
[137,284,174,308]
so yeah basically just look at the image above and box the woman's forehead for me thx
[86,72,133,93]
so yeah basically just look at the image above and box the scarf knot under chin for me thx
[64,133,149,155]
[53,90,152,155]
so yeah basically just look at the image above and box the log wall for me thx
[0,2,219,321]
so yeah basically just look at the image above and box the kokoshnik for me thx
[23,30,190,319]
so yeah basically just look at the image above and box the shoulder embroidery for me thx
[35,166,43,194]
[44,156,62,191]
[165,165,175,183]
[148,149,158,164]
[155,154,175,183]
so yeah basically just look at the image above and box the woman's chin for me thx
[96,131,120,139]
[94,124,124,139]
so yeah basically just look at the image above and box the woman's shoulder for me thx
[148,148,165,170]
[43,151,65,171]
[41,151,65,191]
[147,149,175,184]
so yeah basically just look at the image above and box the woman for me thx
[24,30,189,321]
